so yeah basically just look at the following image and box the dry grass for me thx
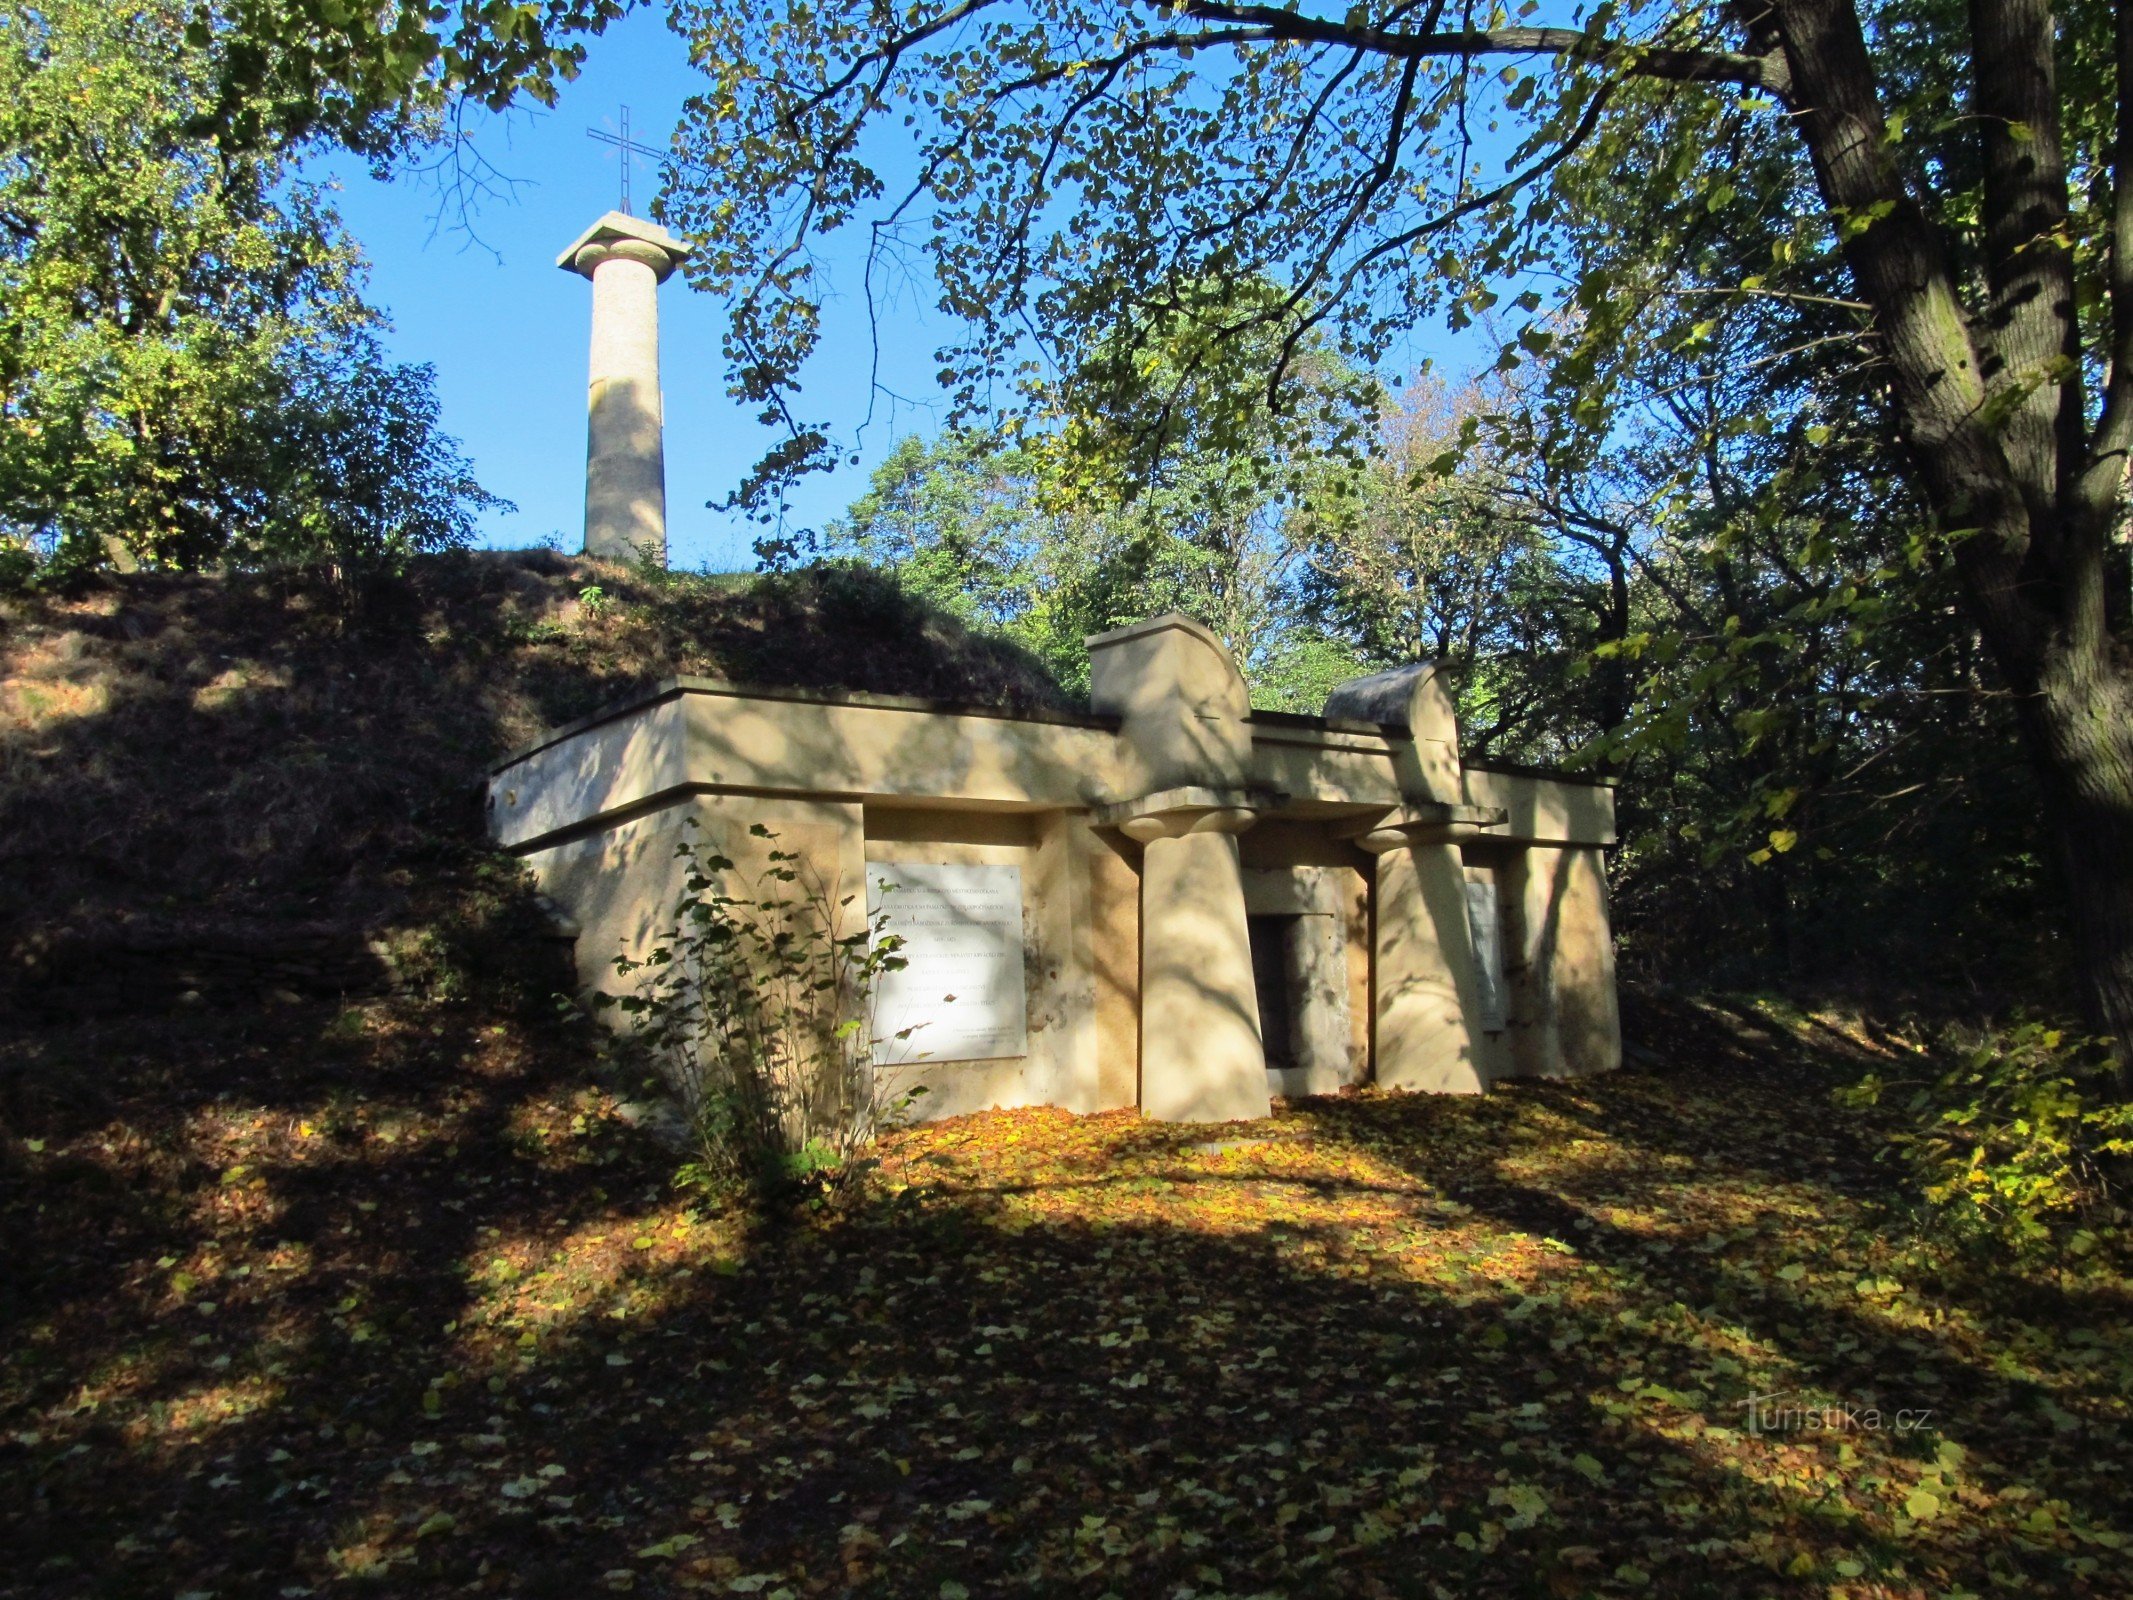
[0,552,1071,1018]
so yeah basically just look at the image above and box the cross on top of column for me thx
[586,104,663,215]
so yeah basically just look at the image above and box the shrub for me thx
[598,820,922,1206]
[1839,1020,2133,1256]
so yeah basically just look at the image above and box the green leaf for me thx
[637,1534,700,1559]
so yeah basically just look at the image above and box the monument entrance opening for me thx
[1247,913,1301,1074]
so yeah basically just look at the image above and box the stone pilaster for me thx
[1341,804,1507,1096]
[1506,844,1622,1080]
[1100,788,1275,1123]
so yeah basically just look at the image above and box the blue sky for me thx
[321,6,953,571]
[320,8,1483,572]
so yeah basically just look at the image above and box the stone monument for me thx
[489,615,1623,1125]
[557,211,690,565]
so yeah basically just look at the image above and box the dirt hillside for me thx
[0,552,1072,1019]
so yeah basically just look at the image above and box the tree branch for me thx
[1177,0,1792,100]
[1259,76,1618,400]
[783,0,1003,119]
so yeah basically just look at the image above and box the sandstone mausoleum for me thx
[488,613,1620,1123]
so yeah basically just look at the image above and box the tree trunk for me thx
[2019,644,2133,1056]
[1769,0,2133,1061]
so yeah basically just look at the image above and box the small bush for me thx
[598,821,923,1207]
[1839,1020,2133,1255]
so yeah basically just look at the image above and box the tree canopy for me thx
[668,0,2133,1060]
[0,0,503,585]
[177,0,629,158]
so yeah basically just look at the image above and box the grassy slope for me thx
[2,561,2130,1599]
[0,553,1072,1015]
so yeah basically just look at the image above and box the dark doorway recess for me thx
[1247,913,1300,1070]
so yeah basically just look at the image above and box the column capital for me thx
[1093,785,1284,844]
[1336,802,1507,855]
[557,211,691,284]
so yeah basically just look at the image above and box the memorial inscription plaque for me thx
[866,862,1029,1063]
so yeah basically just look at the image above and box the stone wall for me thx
[491,615,1622,1123]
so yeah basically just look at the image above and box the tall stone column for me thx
[557,212,691,566]
[1343,804,1507,1096]
[1105,791,1272,1123]
[1086,616,1276,1122]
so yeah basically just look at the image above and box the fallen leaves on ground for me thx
[2,992,2128,1598]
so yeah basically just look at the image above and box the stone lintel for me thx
[1335,802,1508,853]
[1094,786,1286,843]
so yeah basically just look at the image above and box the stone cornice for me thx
[1093,786,1287,842]
[1334,802,1508,853]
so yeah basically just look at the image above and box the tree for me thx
[0,0,500,583]
[1031,278,1376,690]
[174,0,630,160]
[1296,375,1596,753]
[822,280,1376,701]
[821,431,1047,633]
[824,425,1335,698]
[1485,75,2055,989]
[238,333,506,577]
[667,0,2133,1060]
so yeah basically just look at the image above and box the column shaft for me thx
[585,254,667,564]
[1374,841,1489,1094]
[1508,845,1622,1078]
[1139,828,1272,1122]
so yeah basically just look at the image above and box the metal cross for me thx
[586,105,663,216]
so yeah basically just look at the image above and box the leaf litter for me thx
[2,992,2128,1597]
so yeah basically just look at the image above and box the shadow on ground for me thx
[3,987,2128,1598]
